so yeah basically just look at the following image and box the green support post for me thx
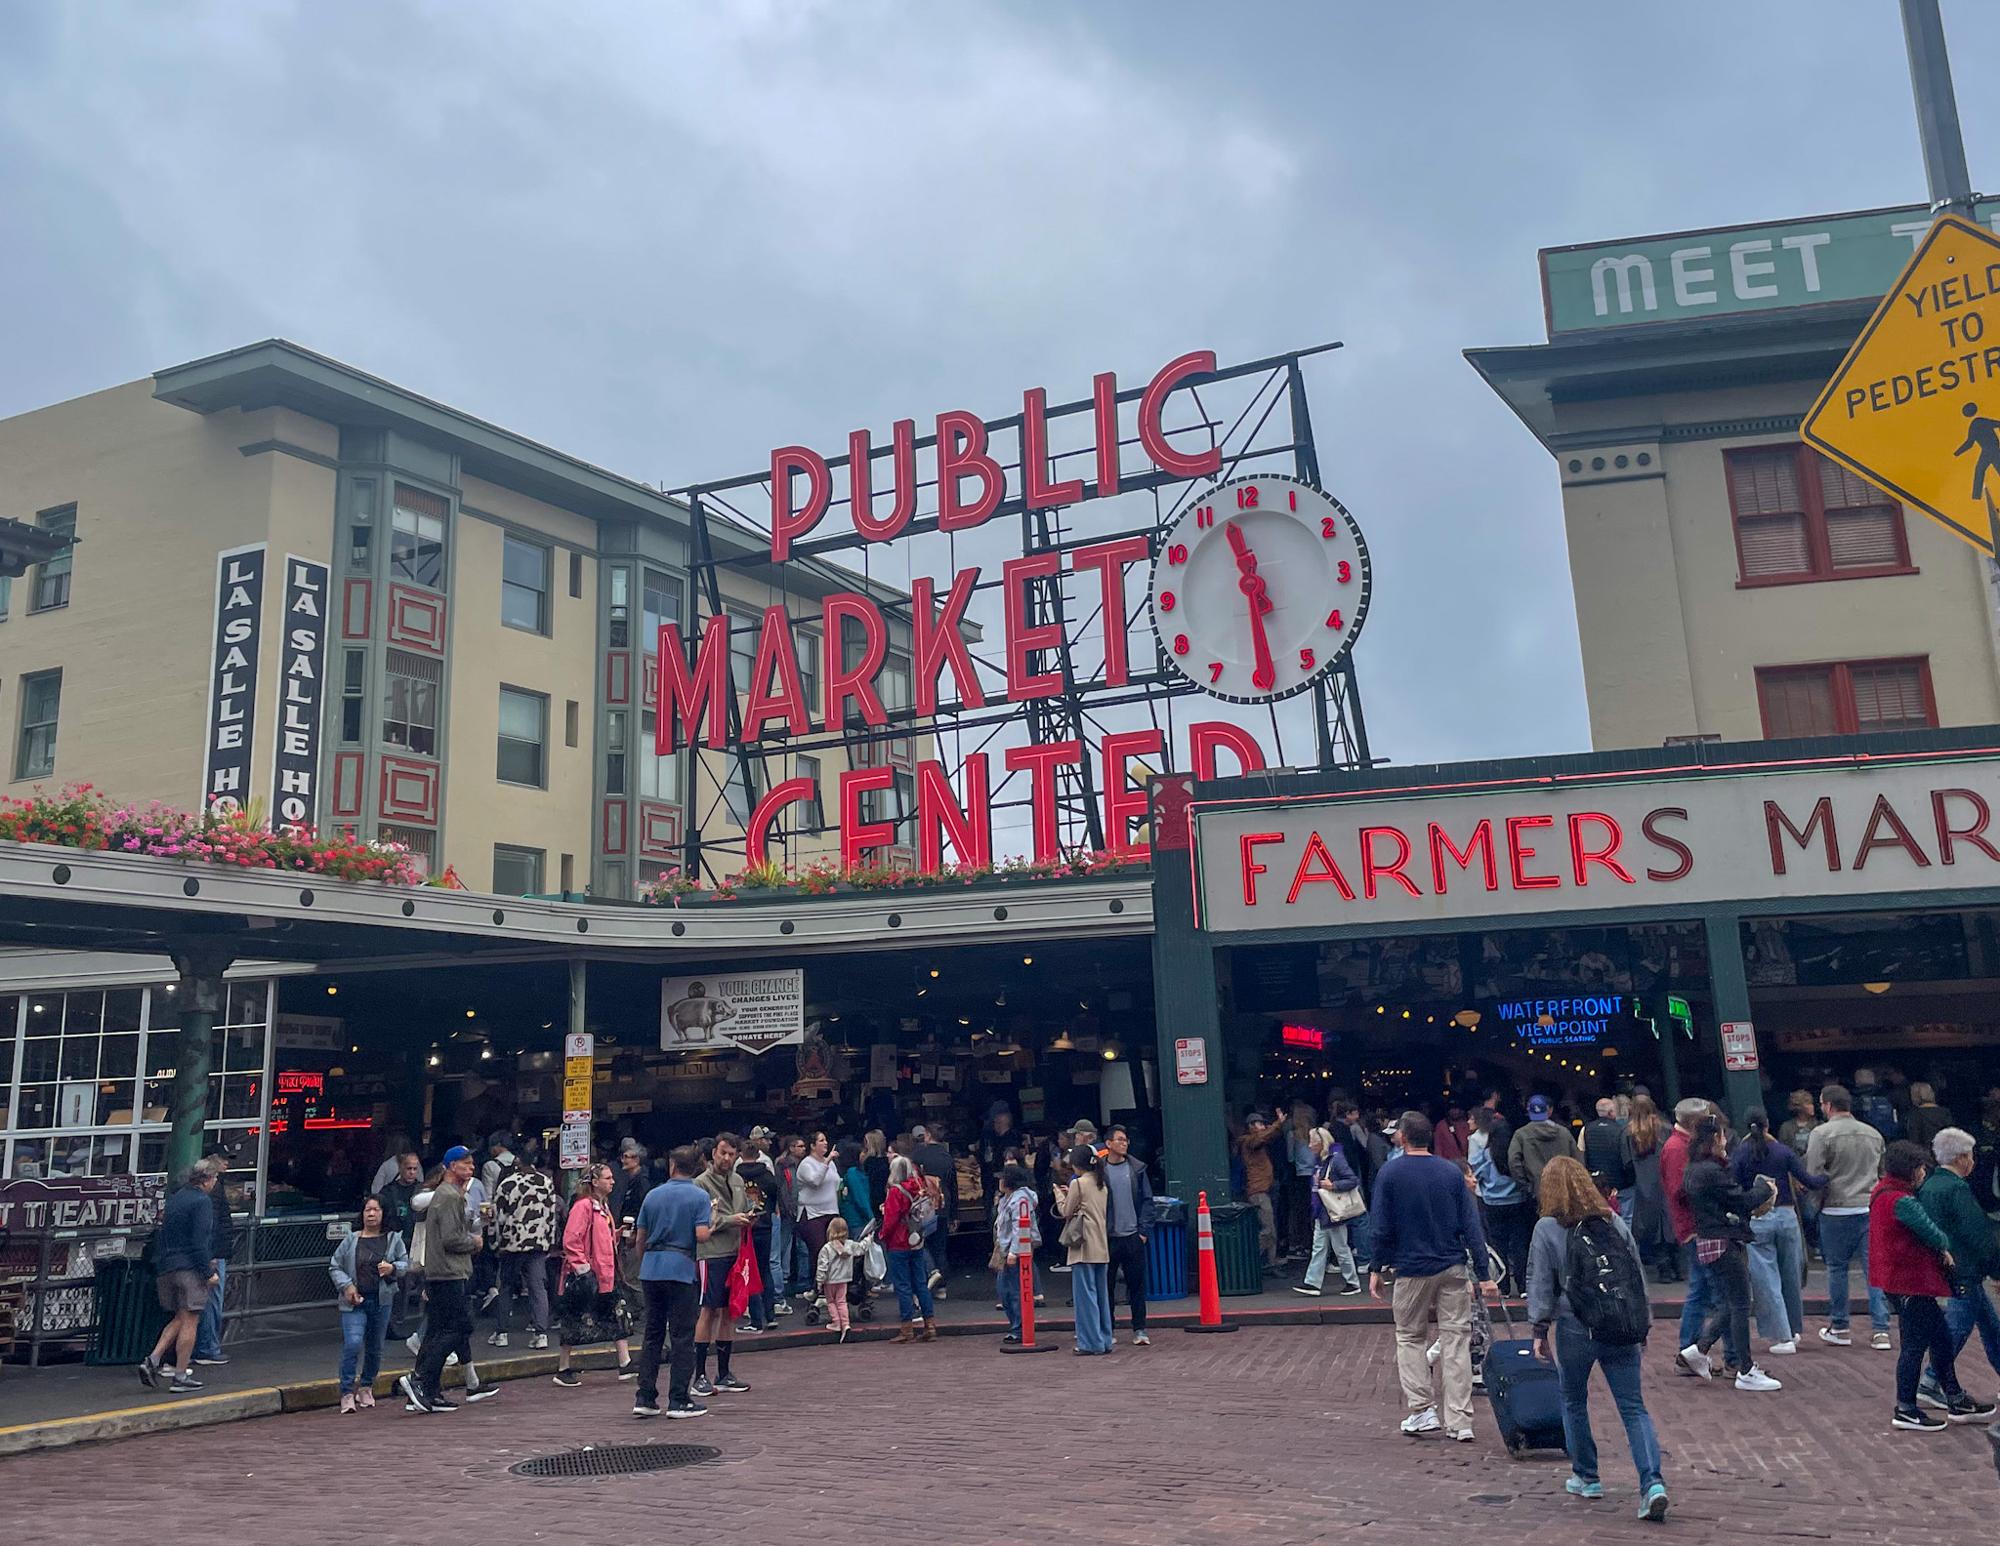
[167,946,234,1181]
[1700,911,1763,1123]
[1151,831,1229,1205]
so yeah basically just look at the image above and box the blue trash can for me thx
[1146,1197,1189,1300]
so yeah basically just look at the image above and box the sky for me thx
[3,1,1997,845]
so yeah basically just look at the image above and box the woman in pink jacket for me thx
[552,1161,633,1387]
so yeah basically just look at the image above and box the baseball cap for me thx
[911,1125,930,1142]
[748,1125,775,1141]
[1527,1096,1552,1119]
[442,1144,474,1166]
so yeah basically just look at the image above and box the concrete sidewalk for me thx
[0,1258,1800,1457]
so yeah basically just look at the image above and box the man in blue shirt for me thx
[631,1144,713,1419]
[1369,1111,1494,1443]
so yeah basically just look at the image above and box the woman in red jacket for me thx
[1868,1139,1991,1432]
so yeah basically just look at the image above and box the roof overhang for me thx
[0,514,70,579]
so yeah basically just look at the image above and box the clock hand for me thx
[1227,520,1277,689]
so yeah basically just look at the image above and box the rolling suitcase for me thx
[1483,1293,1567,1455]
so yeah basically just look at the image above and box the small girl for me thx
[815,1217,870,1341]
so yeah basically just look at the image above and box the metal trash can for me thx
[1146,1197,1189,1300]
[1208,1202,1263,1297]
[87,1257,168,1366]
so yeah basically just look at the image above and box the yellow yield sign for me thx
[1803,215,2000,556]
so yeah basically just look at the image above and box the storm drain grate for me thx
[509,1444,721,1480]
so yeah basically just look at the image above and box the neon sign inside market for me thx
[1494,995,1629,1047]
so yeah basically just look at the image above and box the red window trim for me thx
[1754,655,1939,738]
[1725,442,1916,587]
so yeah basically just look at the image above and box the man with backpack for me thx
[1582,1098,1634,1217]
[1525,1154,1668,1522]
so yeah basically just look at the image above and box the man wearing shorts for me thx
[139,1160,219,1394]
[692,1134,755,1399]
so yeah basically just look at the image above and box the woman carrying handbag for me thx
[1294,1126,1364,1297]
[552,1162,634,1387]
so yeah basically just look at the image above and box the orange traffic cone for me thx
[999,1193,1057,1353]
[1184,1190,1238,1334]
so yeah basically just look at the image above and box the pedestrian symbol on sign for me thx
[1956,400,2000,503]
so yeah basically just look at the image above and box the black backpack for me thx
[1562,1217,1651,1346]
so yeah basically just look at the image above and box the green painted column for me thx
[167,946,234,1181]
[1700,911,1763,1124]
[1151,839,1229,1205]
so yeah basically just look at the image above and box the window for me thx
[389,485,448,589]
[723,759,765,826]
[568,550,584,599]
[497,686,548,786]
[382,649,440,755]
[492,845,545,896]
[1756,657,1936,739]
[16,670,60,779]
[31,506,75,612]
[559,852,575,893]
[339,650,366,744]
[564,698,580,749]
[607,567,630,649]
[728,613,757,695]
[796,753,825,828]
[605,710,628,795]
[379,823,434,878]
[347,480,376,572]
[795,629,820,716]
[0,575,11,621]
[501,534,550,633]
[642,571,679,655]
[1726,445,1909,584]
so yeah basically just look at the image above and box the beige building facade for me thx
[1471,199,2000,751]
[0,340,921,896]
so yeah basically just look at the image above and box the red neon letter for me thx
[741,605,812,740]
[1642,807,1694,881]
[849,419,917,543]
[1069,535,1149,688]
[1022,387,1084,511]
[911,566,986,715]
[937,409,1003,531]
[1428,819,1498,893]
[1286,831,1357,905]
[1101,729,1164,857]
[1505,814,1561,890]
[1240,831,1283,905]
[1359,825,1422,900]
[747,776,816,865]
[821,592,887,730]
[1764,797,1839,876]
[1137,350,1221,479]
[1933,788,2000,865]
[1852,794,1931,871]
[1568,812,1635,885]
[839,766,896,868]
[1093,371,1121,496]
[1002,552,1064,702]
[1004,740,1081,862]
[770,445,831,563]
[655,615,731,752]
[916,754,992,871]
[1189,721,1267,781]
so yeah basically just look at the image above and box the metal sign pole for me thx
[1899,0,1976,221]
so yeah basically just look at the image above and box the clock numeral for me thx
[1337,560,1352,583]
[1299,647,1316,671]
[1172,634,1190,656]
[1158,590,1176,612]
[1236,485,1259,509]
[1208,660,1224,684]
[1195,505,1215,529]
[1325,608,1345,630]
[1321,516,1338,539]
[1166,542,1188,566]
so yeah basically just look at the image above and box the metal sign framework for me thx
[672,344,1372,881]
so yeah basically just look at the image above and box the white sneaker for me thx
[1446,1427,1475,1443]
[1678,1344,1713,1380]
[529,1331,548,1350]
[1735,1366,1782,1392]
[1766,1339,1797,1355]
[1818,1326,1852,1346]
[1400,1408,1441,1436]
[1870,1332,1893,1351]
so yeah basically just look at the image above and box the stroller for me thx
[803,1223,883,1325]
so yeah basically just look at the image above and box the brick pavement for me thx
[5,1323,1995,1545]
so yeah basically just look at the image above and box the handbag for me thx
[1319,1185,1366,1225]
[407,1217,429,1275]
[1059,1210,1089,1250]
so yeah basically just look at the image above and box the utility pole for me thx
[1899,0,1976,219]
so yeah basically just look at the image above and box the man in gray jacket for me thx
[400,1145,497,1411]
[1508,1096,1579,1211]
[1804,1085,1890,1348]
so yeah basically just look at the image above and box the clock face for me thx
[1147,473,1371,705]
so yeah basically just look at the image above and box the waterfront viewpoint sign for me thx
[1542,200,2000,335]
[1193,752,2000,934]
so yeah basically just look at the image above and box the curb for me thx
[0,1387,284,1457]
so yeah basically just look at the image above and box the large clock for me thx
[1146,472,1372,704]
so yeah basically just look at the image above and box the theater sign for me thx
[1192,751,2000,933]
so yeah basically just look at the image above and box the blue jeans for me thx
[194,1258,227,1360]
[1819,1211,1890,1332]
[1929,1282,2000,1386]
[998,1267,1022,1336]
[770,1215,794,1298]
[1553,1317,1663,1491]
[1746,1207,1805,1343]
[1070,1262,1113,1353]
[887,1248,934,1323]
[1676,1242,1715,1350]
[339,1292,392,1392]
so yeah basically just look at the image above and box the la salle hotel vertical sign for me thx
[202,544,267,811]
[272,556,330,830]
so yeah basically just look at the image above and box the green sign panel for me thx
[1542,200,2000,335]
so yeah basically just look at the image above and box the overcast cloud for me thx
[3,1,1996,828]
